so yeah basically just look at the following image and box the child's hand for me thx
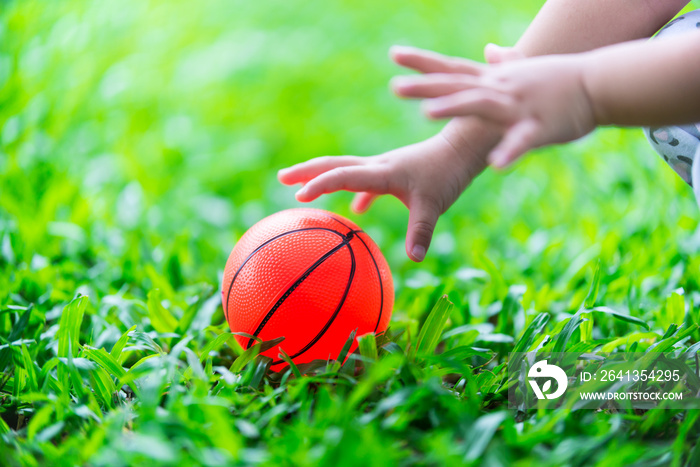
[390,46,597,168]
[278,130,484,262]
[278,46,505,263]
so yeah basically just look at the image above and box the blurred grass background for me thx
[4,0,700,312]
[3,0,700,465]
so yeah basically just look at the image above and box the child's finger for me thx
[351,192,378,213]
[488,119,540,169]
[390,45,484,75]
[484,43,524,64]
[423,89,517,123]
[392,74,479,98]
[295,166,390,202]
[405,198,440,262]
[277,156,364,185]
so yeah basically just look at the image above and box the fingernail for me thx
[423,100,448,118]
[489,151,507,169]
[296,187,307,198]
[390,45,411,54]
[391,76,409,87]
[411,245,426,262]
[391,77,411,94]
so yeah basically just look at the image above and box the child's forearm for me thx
[583,32,700,126]
[515,0,689,56]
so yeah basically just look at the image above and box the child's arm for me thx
[279,1,690,262]
[508,0,689,57]
[393,32,700,168]
[585,34,700,126]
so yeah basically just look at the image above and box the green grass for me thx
[3,0,700,465]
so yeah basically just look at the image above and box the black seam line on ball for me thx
[322,212,354,231]
[320,214,364,239]
[224,227,346,317]
[353,233,384,333]
[247,235,354,349]
[271,241,357,365]
[323,213,384,332]
[319,212,365,240]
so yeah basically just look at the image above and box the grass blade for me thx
[589,306,651,331]
[0,416,9,434]
[509,313,550,373]
[512,313,549,354]
[57,296,88,384]
[18,344,38,392]
[230,337,284,374]
[413,295,453,358]
[357,333,378,361]
[583,260,601,309]
[0,304,33,372]
[336,329,357,364]
[199,332,235,363]
[277,348,301,378]
[110,325,137,363]
[552,314,585,353]
[147,289,178,333]
[648,324,698,353]
[58,296,88,359]
[464,412,509,462]
[663,323,679,339]
[84,346,127,379]
[89,367,117,408]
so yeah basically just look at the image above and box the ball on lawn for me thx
[221,208,394,369]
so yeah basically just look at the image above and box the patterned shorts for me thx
[645,124,700,186]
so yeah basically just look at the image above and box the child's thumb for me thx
[484,43,523,64]
[406,201,440,262]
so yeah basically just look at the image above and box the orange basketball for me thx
[221,208,394,369]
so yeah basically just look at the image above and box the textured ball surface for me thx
[222,208,394,368]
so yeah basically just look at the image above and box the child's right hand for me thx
[391,46,597,169]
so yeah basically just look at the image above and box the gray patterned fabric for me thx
[645,125,700,185]
[693,146,700,206]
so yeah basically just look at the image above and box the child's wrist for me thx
[440,118,501,174]
[579,52,610,126]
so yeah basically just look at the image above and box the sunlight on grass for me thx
[2,0,700,465]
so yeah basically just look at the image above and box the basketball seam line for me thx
[272,241,357,365]
[323,213,385,333]
[246,232,355,349]
[322,212,353,230]
[353,233,385,333]
[224,226,346,323]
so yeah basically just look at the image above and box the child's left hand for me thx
[391,46,598,168]
[277,128,486,262]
